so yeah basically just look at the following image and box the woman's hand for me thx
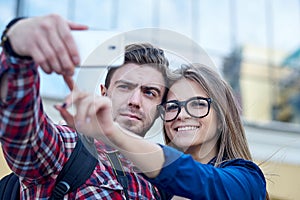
[55,78,116,141]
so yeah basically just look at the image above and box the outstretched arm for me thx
[1,14,87,101]
[0,14,87,178]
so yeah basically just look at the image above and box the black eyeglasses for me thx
[157,96,213,122]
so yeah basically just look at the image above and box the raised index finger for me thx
[63,75,76,91]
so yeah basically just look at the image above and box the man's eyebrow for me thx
[115,80,162,96]
[114,80,138,87]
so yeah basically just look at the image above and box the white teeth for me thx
[176,126,198,131]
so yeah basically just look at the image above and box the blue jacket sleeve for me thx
[147,145,266,200]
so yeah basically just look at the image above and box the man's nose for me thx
[128,89,142,108]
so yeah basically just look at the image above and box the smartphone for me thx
[72,30,125,68]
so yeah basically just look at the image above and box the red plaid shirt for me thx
[0,52,161,199]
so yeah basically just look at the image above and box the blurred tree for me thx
[222,46,243,108]
[273,47,300,123]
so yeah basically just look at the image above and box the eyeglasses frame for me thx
[157,96,213,122]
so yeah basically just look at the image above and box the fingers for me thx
[6,14,88,76]
[54,104,76,129]
[35,35,62,73]
[48,28,72,73]
[60,21,87,66]
[55,20,79,74]
[56,88,114,139]
[69,91,109,124]
[78,95,114,133]
[63,89,90,121]
[63,75,75,91]
[59,92,96,136]
[74,95,113,139]
[67,21,89,31]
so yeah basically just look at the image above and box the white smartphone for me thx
[72,30,125,68]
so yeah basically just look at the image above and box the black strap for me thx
[106,152,130,200]
[1,17,32,59]
[50,134,98,199]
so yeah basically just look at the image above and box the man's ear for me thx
[100,84,107,96]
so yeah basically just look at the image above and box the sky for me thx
[1,0,299,53]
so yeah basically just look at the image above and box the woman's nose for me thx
[176,106,190,120]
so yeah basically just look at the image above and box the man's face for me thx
[105,63,166,137]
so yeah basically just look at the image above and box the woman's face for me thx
[164,78,219,159]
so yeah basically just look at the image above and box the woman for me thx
[64,64,268,200]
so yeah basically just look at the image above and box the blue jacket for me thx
[148,145,266,200]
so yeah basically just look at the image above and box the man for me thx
[0,14,169,199]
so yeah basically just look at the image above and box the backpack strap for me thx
[106,152,130,200]
[0,172,20,200]
[50,134,98,199]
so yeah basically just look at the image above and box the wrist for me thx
[113,123,143,147]
[105,122,125,146]
[1,17,32,59]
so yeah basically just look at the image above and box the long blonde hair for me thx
[163,63,252,165]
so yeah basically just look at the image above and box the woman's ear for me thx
[100,84,107,96]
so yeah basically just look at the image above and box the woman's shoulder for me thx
[218,158,261,169]
[217,158,266,184]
